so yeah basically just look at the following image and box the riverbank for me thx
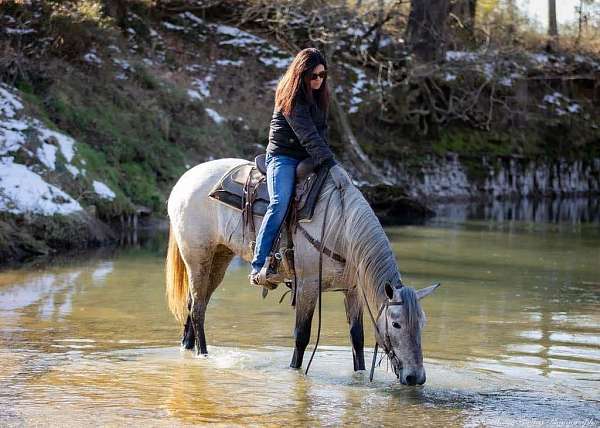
[1,2,598,265]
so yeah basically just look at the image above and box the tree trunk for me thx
[576,0,583,45]
[450,0,477,39]
[506,0,516,43]
[406,0,450,62]
[548,0,559,50]
[328,78,391,184]
[368,0,385,55]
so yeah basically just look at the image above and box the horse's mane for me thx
[319,166,402,308]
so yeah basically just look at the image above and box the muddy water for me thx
[0,218,599,426]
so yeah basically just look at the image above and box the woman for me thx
[249,47,337,287]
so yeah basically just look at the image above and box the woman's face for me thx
[309,64,326,90]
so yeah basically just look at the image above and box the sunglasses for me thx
[310,71,327,80]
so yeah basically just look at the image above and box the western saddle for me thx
[208,154,330,295]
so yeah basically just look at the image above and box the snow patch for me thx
[162,21,185,31]
[215,23,292,69]
[216,59,244,66]
[265,79,279,90]
[92,181,116,200]
[180,12,205,26]
[187,89,203,101]
[0,119,27,155]
[444,73,457,82]
[259,56,292,69]
[482,63,494,79]
[0,84,24,117]
[530,53,550,64]
[0,157,83,215]
[83,50,103,65]
[344,64,369,113]
[37,124,76,162]
[543,92,562,105]
[205,108,225,124]
[113,58,131,71]
[185,64,203,73]
[446,51,479,62]
[65,164,81,177]
[542,92,582,115]
[347,28,365,37]
[190,75,213,99]
[5,28,35,35]
[36,143,57,170]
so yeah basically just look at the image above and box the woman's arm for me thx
[283,101,335,167]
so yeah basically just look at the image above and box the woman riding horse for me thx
[165,48,440,384]
[249,47,337,287]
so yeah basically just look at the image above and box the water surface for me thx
[0,215,599,426]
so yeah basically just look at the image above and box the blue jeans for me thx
[250,153,300,274]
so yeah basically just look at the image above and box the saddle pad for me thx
[208,163,270,216]
[208,161,330,223]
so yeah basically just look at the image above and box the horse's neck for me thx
[361,282,387,315]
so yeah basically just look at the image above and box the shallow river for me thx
[1,214,599,426]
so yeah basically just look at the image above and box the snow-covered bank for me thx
[0,84,117,216]
[0,84,118,265]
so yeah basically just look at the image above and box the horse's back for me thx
[168,158,249,232]
[169,158,248,203]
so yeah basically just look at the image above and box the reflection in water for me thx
[435,197,600,223]
[0,218,598,426]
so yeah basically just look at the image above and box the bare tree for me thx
[406,0,451,62]
[450,0,477,39]
[548,0,558,50]
[504,0,516,43]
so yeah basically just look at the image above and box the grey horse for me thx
[165,158,439,385]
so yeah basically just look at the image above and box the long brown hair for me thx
[274,47,330,116]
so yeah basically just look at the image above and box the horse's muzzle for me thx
[400,368,426,386]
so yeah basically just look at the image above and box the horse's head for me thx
[377,282,440,386]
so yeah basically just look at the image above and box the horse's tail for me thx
[165,224,189,325]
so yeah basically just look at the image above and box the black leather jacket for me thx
[266,94,336,167]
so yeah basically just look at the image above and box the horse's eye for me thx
[392,322,401,329]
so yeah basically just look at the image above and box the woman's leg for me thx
[250,154,299,275]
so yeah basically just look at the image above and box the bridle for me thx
[360,283,405,381]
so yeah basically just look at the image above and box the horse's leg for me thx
[344,288,365,371]
[187,251,215,356]
[290,280,318,369]
[182,315,195,350]
[181,298,195,350]
[189,245,234,356]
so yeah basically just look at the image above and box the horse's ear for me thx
[384,282,394,300]
[416,283,441,300]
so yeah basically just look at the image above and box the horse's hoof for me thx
[181,342,195,351]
